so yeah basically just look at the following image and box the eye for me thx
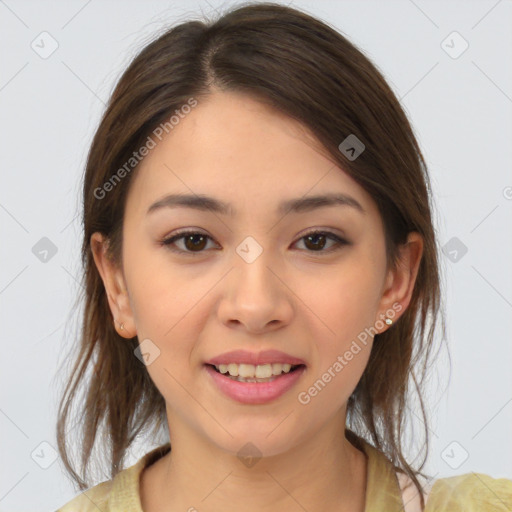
[160,230,217,255]
[160,229,349,256]
[294,230,349,253]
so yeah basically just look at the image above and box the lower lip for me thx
[204,364,306,405]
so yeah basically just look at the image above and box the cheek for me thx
[299,254,384,342]
[122,244,217,395]
[295,249,384,407]
[297,266,377,413]
[123,240,210,336]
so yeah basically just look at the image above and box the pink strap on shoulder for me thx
[396,471,432,512]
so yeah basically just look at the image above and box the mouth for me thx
[204,362,307,404]
[206,363,306,383]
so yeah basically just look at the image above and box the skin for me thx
[91,90,423,512]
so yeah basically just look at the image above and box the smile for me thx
[213,362,299,380]
[205,363,306,404]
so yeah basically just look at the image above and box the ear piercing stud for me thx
[385,318,393,326]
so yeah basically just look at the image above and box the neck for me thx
[141,415,368,512]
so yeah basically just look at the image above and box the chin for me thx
[202,419,303,460]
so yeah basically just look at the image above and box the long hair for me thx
[56,3,447,508]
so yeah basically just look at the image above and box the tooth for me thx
[227,363,239,376]
[271,363,283,375]
[238,364,256,378]
[255,364,272,378]
[218,362,298,379]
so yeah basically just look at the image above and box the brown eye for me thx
[303,233,328,251]
[294,230,348,253]
[182,233,208,251]
[161,231,216,255]
[161,229,349,256]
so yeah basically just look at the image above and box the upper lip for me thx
[206,350,306,366]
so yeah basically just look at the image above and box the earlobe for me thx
[90,232,136,338]
[377,231,424,330]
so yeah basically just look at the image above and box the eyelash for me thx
[159,229,349,256]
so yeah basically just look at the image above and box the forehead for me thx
[125,91,378,220]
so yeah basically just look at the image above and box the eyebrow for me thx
[146,192,365,216]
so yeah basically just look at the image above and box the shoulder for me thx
[56,480,113,512]
[425,472,512,511]
[55,443,171,511]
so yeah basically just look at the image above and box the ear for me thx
[90,232,137,338]
[376,231,423,331]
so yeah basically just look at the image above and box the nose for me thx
[217,250,294,334]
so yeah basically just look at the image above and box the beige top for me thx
[57,436,512,511]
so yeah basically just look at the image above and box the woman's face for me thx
[93,90,421,458]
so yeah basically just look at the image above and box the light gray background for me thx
[1,0,511,510]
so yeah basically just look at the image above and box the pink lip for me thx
[204,364,306,405]
[205,349,306,366]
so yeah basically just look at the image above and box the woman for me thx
[56,3,512,511]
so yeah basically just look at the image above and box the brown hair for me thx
[56,2,447,508]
